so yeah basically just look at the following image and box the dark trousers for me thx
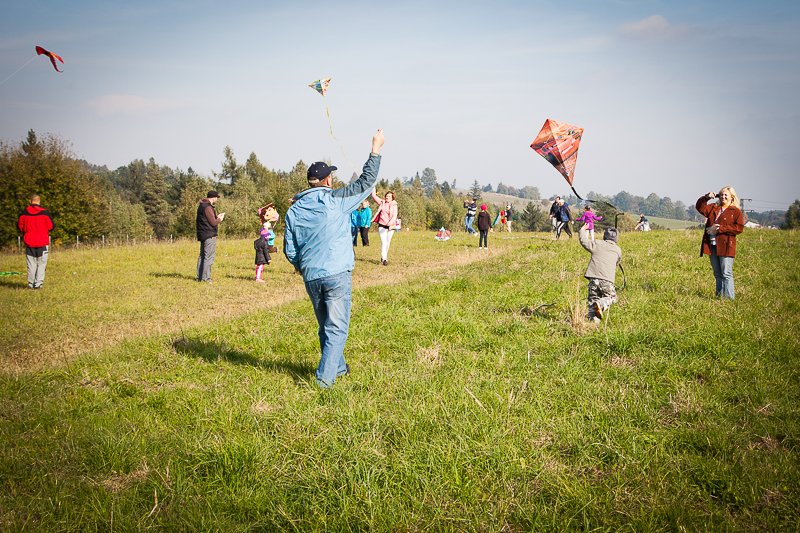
[359,227,370,246]
[352,227,359,246]
[479,230,488,247]
[556,221,573,239]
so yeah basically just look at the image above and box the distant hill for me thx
[453,189,544,211]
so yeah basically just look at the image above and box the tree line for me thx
[2,130,795,248]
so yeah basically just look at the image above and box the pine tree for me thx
[420,168,438,196]
[141,158,172,239]
[520,202,547,231]
[468,180,482,200]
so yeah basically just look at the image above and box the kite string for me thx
[321,93,356,177]
[0,56,36,88]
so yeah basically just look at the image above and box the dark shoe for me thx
[381,260,388,266]
[337,364,350,378]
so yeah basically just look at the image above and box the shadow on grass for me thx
[150,272,196,281]
[225,274,257,281]
[0,278,28,290]
[355,256,383,265]
[172,337,314,381]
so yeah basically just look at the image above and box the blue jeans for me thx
[709,246,735,299]
[304,271,353,387]
[465,215,475,233]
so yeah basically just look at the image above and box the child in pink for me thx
[575,205,603,241]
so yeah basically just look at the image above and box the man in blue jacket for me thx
[284,129,384,388]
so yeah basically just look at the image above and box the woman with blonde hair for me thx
[371,189,398,266]
[695,186,745,299]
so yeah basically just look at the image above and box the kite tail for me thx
[570,186,584,201]
[322,94,335,139]
[0,56,36,88]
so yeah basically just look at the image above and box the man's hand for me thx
[218,212,226,221]
[371,129,384,154]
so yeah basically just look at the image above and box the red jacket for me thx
[18,205,54,248]
[695,195,744,258]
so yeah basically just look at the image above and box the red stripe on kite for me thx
[35,45,64,73]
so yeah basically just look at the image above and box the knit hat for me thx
[480,204,487,211]
[603,228,618,242]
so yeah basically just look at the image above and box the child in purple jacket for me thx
[575,205,603,241]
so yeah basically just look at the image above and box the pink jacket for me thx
[575,211,602,230]
[371,191,398,228]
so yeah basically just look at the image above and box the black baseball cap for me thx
[307,162,337,183]
[207,190,220,198]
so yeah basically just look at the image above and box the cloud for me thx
[86,94,187,116]
[619,15,688,40]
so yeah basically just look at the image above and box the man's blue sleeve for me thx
[333,154,381,213]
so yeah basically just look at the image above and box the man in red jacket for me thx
[17,194,54,289]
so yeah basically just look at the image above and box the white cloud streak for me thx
[619,15,688,40]
[86,94,187,116]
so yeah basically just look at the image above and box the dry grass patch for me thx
[99,463,150,493]
[417,344,443,367]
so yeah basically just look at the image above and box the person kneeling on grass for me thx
[579,225,621,323]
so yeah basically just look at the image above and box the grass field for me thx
[1,229,798,530]
[647,216,702,230]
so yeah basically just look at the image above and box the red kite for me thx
[530,118,584,195]
[35,46,64,73]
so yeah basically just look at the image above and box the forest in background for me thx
[1,130,793,247]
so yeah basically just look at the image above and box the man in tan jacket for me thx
[579,225,622,322]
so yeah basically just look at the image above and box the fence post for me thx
[18,236,21,251]
[102,235,105,247]
[126,234,129,245]
[77,235,80,247]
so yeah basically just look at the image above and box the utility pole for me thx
[740,198,752,212]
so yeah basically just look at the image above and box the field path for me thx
[0,231,536,371]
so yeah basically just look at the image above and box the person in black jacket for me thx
[476,204,492,250]
[254,228,271,282]
[549,196,561,239]
[196,191,225,282]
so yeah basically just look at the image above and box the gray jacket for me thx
[579,227,621,283]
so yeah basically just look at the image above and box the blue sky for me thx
[1,0,798,211]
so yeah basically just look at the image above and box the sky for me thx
[1,0,798,211]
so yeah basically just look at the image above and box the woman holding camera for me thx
[695,186,745,299]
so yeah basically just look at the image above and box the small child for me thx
[575,205,603,241]
[579,226,622,323]
[254,227,272,282]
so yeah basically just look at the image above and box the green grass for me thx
[1,230,799,530]
[647,216,700,230]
